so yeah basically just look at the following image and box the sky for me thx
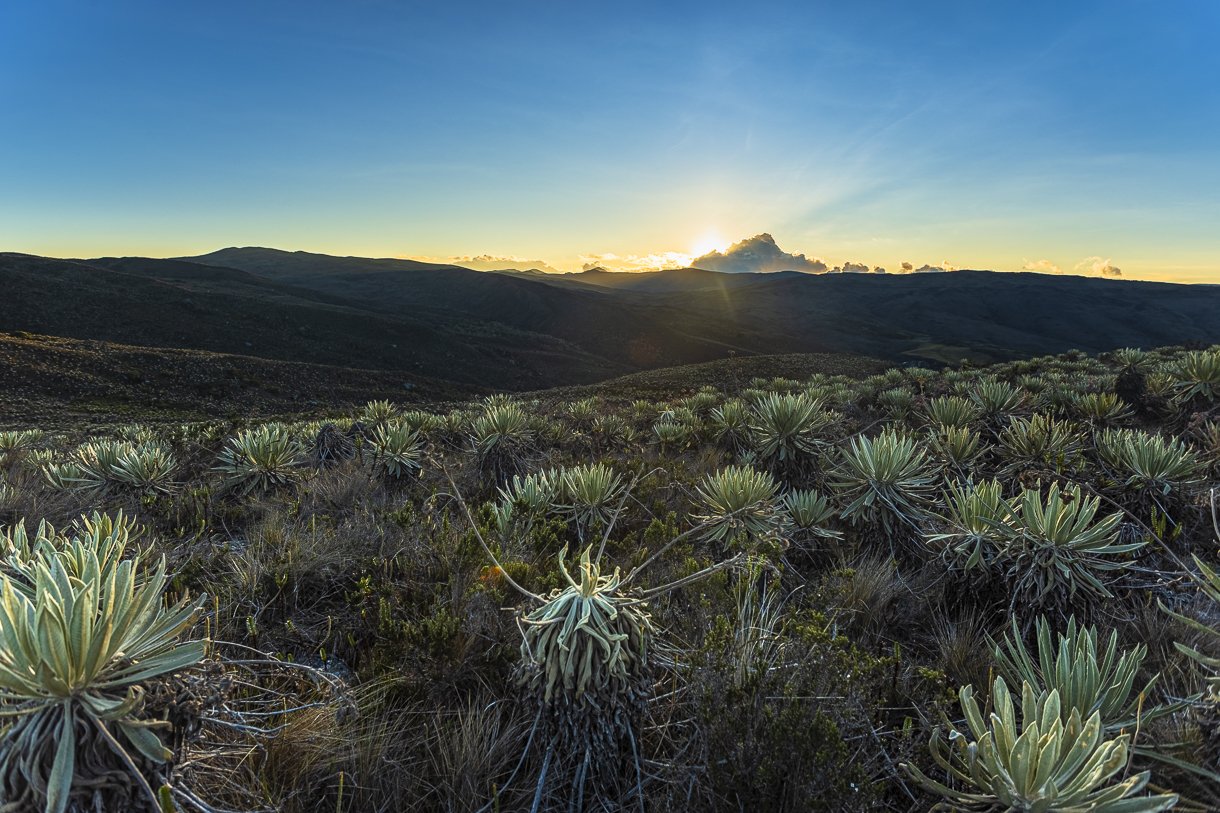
[2,0,1219,282]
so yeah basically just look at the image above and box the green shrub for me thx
[694,465,783,547]
[110,442,177,494]
[992,615,1167,732]
[469,403,533,479]
[556,463,625,536]
[215,424,304,495]
[652,419,693,451]
[749,392,830,466]
[564,396,599,427]
[1114,347,1150,370]
[903,677,1178,812]
[0,515,206,813]
[367,421,424,479]
[0,430,43,462]
[969,378,1025,418]
[689,598,888,810]
[46,440,178,494]
[877,387,915,419]
[711,398,752,452]
[925,479,1011,572]
[832,428,937,533]
[72,439,132,485]
[400,409,444,434]
[498,468,560,518]
[1170,349,1220,403]
[781,489,843,546]
[927,424,983,470]
[41,460,99,492]
[358,399,400,427]
[1072,392,1133,425]
[924,395,980,429]
[998,482,1140,613]
[1096,428,1204,497]
[997,413,1083,472]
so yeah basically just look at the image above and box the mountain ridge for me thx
[2,248,1218,397]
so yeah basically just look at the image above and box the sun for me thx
[690,229,729,258]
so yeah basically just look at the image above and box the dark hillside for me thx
[0,331,477,427]
[190,247,1220,368]
[0,253,622,389]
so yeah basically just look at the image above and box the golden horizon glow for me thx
[689,229,729,259]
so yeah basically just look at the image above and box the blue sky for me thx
[2,0,1218,280]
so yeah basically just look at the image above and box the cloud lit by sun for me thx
[576,230,732,272]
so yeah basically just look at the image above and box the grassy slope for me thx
[2,344,1216,811]
[0,331,880,428]
[0,253,625,390]
[0,331,479,428]
[534,351,888,402]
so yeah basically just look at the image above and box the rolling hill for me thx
[2,247,1218,415]
[186,247,1220,367]
[0,253,625,390]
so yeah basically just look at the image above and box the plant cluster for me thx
[0,343,1217,811]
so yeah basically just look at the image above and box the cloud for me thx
[691,233,828,274]
[894,260,956,273]
[1022,258,1061,275]
[578,251,692,273]
[829,260,885,274]
[898,259,958,273]
[447,254,564,274]
[1075,256,1122,278]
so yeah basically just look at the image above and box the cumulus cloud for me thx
[1022,258,1062,275]
[691,233,828,274]
[1075,256,1122,278]
[900,261,914,273]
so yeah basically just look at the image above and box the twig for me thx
[440,467,542,603]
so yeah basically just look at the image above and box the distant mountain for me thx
[186,246,1220,368]
[647,269,1220,364]
[181,247,775,369]
[2,247,1217,400]
[180,247,461,279]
